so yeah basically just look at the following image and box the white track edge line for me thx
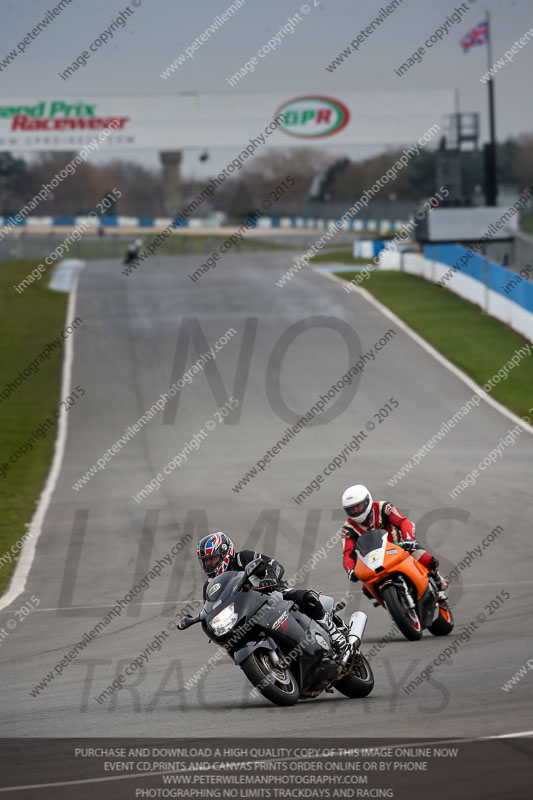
[0,270,83,611]
[1,581,531,614]
[318,268,533,435]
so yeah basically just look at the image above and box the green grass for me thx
[337,270,533,419]
[0,261,67,595]
[311,249,369,265]
[520,216,533,236]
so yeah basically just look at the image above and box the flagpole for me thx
[485,9,498,206]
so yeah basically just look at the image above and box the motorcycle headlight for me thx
[209,604,238,636]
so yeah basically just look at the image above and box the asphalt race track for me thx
[1,252,532,739]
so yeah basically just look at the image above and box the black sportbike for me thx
[178,559,374,706]
[123,241,142,265]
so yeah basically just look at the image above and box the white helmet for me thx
[342,484,373,523]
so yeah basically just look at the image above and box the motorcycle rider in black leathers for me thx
[124,238,143,265]
[194,532,348,658]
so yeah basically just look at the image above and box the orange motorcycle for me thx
[353,529,454,641]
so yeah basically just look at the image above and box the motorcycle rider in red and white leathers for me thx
[340,485,449,597]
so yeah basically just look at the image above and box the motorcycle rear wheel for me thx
[382,584,422,641]
[336,652,374,698]
[241,648,300,706]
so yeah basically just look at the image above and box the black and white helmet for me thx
[342,484,373,523]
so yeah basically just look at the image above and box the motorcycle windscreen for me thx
[355,530,388,556]
[203,571,239,612]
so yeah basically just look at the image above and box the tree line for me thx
[1,134,531,219]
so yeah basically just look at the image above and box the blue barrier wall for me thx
[424,243,533,313]
[1,216,406,232]
[354,240,386,258]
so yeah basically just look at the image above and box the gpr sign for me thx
[277,95,350,138]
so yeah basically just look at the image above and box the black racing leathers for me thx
[202,549,325,620]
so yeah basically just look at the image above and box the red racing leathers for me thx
[341,501,436,575]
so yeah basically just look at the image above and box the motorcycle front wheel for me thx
[241,648,300,706]
[382,584,422,641]
[428,605,454,636]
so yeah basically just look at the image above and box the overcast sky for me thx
[3,0,533,178]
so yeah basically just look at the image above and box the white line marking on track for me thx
[0,267,84,612]
[2,583,531,614]
[0,599,193,613]
[453,581,533,586]
[318,268,533,436]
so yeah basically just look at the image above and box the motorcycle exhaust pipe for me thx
[348,611,367,650]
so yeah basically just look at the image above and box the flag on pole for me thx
[460,20,489,52]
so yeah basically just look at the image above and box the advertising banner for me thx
[0,91,455,151]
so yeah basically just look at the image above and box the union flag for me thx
[460,20,489,52]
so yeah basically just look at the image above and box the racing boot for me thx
[430,570,449,604]
[319,612,349,659]
[419,554,449,604]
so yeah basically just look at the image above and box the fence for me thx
[0,214,407,235]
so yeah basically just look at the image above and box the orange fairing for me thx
[353,544,429,603]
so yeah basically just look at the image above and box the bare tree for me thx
[237,147,332,204]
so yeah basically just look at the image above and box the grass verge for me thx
[336,270,533,418]
[0,261,67,595]
[520,216,533,236]
[12,232,291,262]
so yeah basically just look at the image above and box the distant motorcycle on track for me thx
[353,529,454,641]
[123,238,143,265]
[178,558,374,706]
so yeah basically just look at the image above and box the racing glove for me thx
[402,539,417,553]
[347,569,359,582]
